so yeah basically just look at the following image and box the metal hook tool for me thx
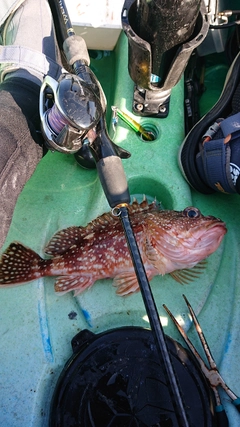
[163,294,240,427]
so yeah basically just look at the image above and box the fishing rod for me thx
[44,1,189,425]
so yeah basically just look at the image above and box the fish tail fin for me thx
[0,242,46,286]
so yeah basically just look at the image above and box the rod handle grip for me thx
[96,156,130,208]
[63,35,90,66]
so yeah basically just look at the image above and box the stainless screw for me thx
[159,105,167,113]
[135,103,144,111]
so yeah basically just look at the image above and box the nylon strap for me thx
[0,45,63,80]
[196,112,240,194]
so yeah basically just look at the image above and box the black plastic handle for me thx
[233,398,240,413]
[216,407,229,427]
[96,156,130,207]
[90,115,131,207]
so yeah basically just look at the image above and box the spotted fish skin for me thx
[0,200,227,296]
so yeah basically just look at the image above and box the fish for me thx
[0,199,227,296]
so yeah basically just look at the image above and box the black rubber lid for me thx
[50,326,215,426]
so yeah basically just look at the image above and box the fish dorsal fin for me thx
[128,197,160,215]
[45,212,119,255]
[45,198,160,256]
[112,272,140,296]
[45,226,89,255]
[170,260,207,284]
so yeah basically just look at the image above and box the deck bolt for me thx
[135,103,144,111]
[159,105,166,113]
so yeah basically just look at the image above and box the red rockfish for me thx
[0,200,227,296]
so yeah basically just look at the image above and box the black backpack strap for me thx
[196,112,240,194]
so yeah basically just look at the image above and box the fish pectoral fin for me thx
[54,275,94,295]
[170,260,207,284]
[112,272,140,296]
[144,236,166,275]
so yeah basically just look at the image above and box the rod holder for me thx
[122,0,209,117]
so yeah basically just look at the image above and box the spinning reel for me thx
[39,69,105,154]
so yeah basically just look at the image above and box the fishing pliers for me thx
[163,294,240,427]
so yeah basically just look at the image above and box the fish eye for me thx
[183,207,201,218]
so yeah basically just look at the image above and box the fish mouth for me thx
[175,219,227,256]
[194,220,227,253]
[205,220,227,236]
[195,217,227,234]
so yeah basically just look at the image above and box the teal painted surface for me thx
[1,32,240,426]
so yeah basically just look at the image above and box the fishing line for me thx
[46,103,69,135]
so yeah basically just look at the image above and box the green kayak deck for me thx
[1,31,240,426]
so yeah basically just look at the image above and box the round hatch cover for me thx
[50,326,215,426]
